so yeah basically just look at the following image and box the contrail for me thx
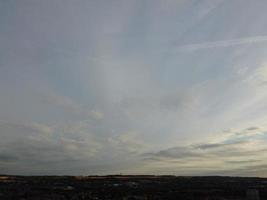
[176,35,267,52]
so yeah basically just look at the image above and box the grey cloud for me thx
[0,119,143,175]
[0,120,102,174]
[39,93,104,121]
[141,125,267,165]
[225,160,262,164]
[120,92,196,112]
[119,96,156,111]
[159,93,196,111]
[0,121,52,142]
[0,137,98,165]
[0,154,18,162]
[142,146,202,159]
[246,127,259,131]
[195,143,227,150]
[194,140,246,150]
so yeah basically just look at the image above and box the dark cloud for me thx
[194,140,246,150]
[142,146,202,159]
[195,143,226,150]
[0,154,18,162]
[225,160,262,164]
[246,127,259,131]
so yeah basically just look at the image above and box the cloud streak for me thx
[176,35,267,52]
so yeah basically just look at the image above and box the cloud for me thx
[141,125,267,175]
[252,63,267,84]
[2,0,267,176]
[108,131,149,153]
[159,92,198,111]
[0,121,102,174]
[225,160,262,164]
[143,146,202,159]
[0,120,53,142]
[175,35,267,52]
[246,127,259,131]
[39,92,104,120]
[194,140,246,150]
[90,110,104,120]
[0,154,18,162]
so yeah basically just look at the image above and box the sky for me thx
[1,0,267,176]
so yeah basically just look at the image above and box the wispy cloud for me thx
[176,35,267,52]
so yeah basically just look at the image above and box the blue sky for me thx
[1,0,267,176]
